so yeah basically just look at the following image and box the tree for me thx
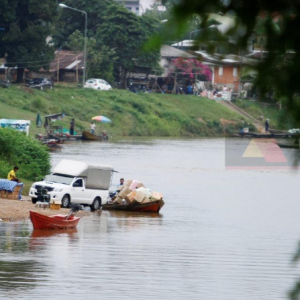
[158,0,300,127]
[0,0,58,82]
[67,30,117,83]
[54,0,161,88]
[96,2,159,88]
[169,58,212,80]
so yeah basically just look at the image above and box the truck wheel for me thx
[31,198,38,204]
[90,198,101,211]
[61,195,70,208]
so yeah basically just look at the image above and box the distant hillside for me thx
[0,85,248,137]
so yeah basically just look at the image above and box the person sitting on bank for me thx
[7,166,24,200]
[8,166,20,182]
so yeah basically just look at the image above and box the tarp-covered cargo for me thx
[53,159,113,190]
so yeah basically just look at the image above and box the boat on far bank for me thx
[277,142,299,149]
[82,131,108,141]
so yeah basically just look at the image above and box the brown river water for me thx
[1,138,300,299]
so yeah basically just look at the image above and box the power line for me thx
[3,56,83,69]
[3,53,83,65]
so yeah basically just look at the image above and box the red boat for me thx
[102,199,164,213]
[29,211,80,230]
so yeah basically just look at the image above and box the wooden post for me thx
[76,54,79,83]
[172,73,177,94]
[153,76,162,93]
[57,51,60,83]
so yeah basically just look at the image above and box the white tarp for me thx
[0,119,31,136]
[53,159,114,190]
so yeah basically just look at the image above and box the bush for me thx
[0,128,50,181]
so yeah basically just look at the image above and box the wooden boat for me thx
[82,131,103,141]
[47,143,63,152]
[102,199,164,213]
[277,143,299,149]
[235,132,294,138]
[30,211,80,230]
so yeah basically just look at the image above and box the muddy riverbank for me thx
[0,198,90,221]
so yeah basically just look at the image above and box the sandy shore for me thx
[0,197,91,221]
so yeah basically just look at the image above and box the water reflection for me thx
[0,223,30,253]
[0,260,40,292]
[29,229,78,251]
[102,210,163,219]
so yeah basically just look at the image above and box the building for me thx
[49,50,84,82]
[195,51,257,92]
[159,45,197,77]
[114,0,165,15]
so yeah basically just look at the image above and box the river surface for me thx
[1,138,300,300]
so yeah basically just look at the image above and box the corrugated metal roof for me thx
[161,45,196,58]
[195,51,257,66]
[50,50,84,72]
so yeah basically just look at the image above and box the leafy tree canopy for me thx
[54,0,161,87]
[67,30,117,83]
[0,0,58,81]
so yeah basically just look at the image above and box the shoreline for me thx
[0,198,91,222]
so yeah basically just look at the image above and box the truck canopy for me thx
[53,159,113,190]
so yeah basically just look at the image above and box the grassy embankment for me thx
[0,85,248,137]
[234,99,289,130]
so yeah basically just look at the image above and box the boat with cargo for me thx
[102,199,164,213]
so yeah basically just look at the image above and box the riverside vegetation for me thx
[234,99,292,130]
[0,85,252,137]
[0,128,51,195]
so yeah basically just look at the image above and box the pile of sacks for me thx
[113,180,163,205]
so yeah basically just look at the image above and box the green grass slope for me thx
[234,99,291,130]
[0,85,246,137]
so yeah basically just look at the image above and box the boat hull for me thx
[30,211,80,230]
[82,131,103,141]
[277,143,299,149]
[102,200,164,213]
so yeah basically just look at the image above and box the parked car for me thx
[26,78,54,90]
[0,79,10,88]
[84,78,112,90]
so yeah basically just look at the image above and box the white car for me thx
[84,78,112,90]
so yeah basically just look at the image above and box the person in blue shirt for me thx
[117,178,124,189]
[110,178,125,199]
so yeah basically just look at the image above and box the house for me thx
[195,51,257,92]
[49,50,84,82]
[159,44,197,77]
[114,0,165,15]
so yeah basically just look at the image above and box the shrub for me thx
[31,98,46,110]
[0,128,50,181]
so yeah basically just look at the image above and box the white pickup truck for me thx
[29,159,114,211]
